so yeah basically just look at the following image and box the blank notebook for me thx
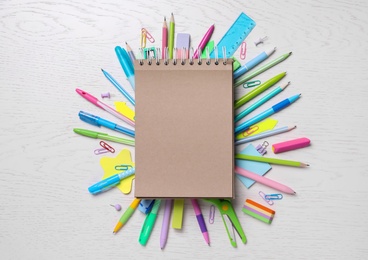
[135,57,234,198]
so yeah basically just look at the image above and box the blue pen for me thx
[235,81,290,123]
[115,46,135,90]
[235,94,301,134]
[79,111,135,138]
[101,69,135,106]
[88,167,135,194]
[234,47,276,79]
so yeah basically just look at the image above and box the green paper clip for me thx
[115,164,133,171]
[243,80,261,88]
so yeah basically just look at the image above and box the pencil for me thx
[125,42,135,63]
[162,17,168,59]
[235,154,309,168]
[235,166,296,194]
[113,198,141,234]
[168,13,175,59]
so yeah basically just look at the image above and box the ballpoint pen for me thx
[235,52,292,87]
[234,72,286,109]
[101,69,135,106]
[235,154,309,167]
[191,199,210,245]
[115,46,135,90]
[235,166,296,194]
[235,93,301,134]
[113,198,141,233]
[235,81,290,123]
[162,17,168,59]
[233,47,276,79]
[139,200,162,246]
[78,111,135,138]
[193,24,215,59]
[88,167,136,194]
[160,199,173,249]
[125,42,136,63]
[235,125,296,145]
[168,13,175,59]
[76,88,135,127]
[73,128,135,146]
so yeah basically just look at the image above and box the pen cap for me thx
[115,46,134,77]
[79,111,100,126]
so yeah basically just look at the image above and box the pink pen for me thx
[193,24,215,59]
[76,88,135,127]
[191,199,210,245]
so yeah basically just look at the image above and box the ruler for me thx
[210,12,256,58]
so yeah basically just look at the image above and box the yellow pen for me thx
[113,198,141,234]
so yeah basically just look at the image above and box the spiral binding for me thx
[138,46,227,65]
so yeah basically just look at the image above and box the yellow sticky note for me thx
[115,101,135,121]
[236,118,278,140]
[172,199,185,229]
[100,149,135,194]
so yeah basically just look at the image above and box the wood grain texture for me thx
[1,0,368,259]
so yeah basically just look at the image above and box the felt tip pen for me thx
[139,200,162,246]
[115,46,135,90]
[73,128,135,146]
[78,111,135,138]
[88,167,136,195]
[233,47,276,79]
[235,94,301,134]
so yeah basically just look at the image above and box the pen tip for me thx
[164,16,166,20]
[289,51,293,55]
[294,192,297,195]
[125,41,127,44]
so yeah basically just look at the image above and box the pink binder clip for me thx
[240,42,247,60]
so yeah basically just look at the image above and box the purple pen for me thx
[191,199,210,245]
[160,199,173,249]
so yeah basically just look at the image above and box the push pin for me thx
[256,141,269,155]
[110,204,122,211]
[254,36,268,46]
[101,92,110,99]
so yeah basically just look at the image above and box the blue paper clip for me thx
[264,194,283,200]
[243,80,261,88]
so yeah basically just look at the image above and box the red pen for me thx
[193,24,215,58]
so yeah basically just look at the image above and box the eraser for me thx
[272,137,311,154]
[176,33,190,59]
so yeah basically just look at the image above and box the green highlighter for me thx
[73,128,135,146]
[139,200,161,246]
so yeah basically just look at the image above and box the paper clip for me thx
[241,125,259,137]
[114,164,132,171]
[99,141,115,153]
[240,42,247,60]
[94,148,110,155]
[259,191,274,206]
[256,141,269,155]
[209,205,215,224]
[265,194,283,200]
[243,80,261,88]
[142,28,155,43]
[140,29,147,48]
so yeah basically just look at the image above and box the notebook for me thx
[135,55,234,198]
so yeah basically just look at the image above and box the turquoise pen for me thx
[115,46,135,90]
[235,94,301,134]
[235,81,290,123]
[139,200,162,246]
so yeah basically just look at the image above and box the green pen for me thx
[234,52,292,87]
[73,128,135,146]
[234,72,286,110]
[139,200,161,246]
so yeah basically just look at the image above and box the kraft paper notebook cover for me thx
[135,57,234,198]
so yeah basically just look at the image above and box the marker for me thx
[139,200,162,246]
[115,46,135,90]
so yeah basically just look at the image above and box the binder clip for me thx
[240,42,247,60]
[143,47,156,59]
[256,141,269,155]
[254,36,268,46]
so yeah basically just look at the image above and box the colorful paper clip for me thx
[114,164,132,171]
[240,42,247,60]
[243,80,261,88]
[259,191,274,206]
[264,194,283,200]
[256,141,269,155]
[142,28,155,43]
[100,141,115,153]
[209,205,215,224]
[240,125,259,138]
[140,30,147,48]
[94,148,110,155]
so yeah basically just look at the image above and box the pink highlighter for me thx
[272,137,311,154]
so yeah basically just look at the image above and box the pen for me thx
[235,52,292,87]
[168,13,175,59]
[235,93,301,134]
[73,128,135,146]
[76,88,135,127]
[78,111,135,138]
[235,154,309,167]
[235,81,290,123]
[162,17,168,59]
[235,166,296,194]
[191,199,210,245]
[115,46,135,90]
[160,199,173,249]
[88,167,136,194]
[101,69,135,106]
[193,24,215,59]
[113,198,141,233]
[234,47,276,79]
[125,42,136,63]
[235,125,296,145]
[234,72,286,109]
[139,200,162,246]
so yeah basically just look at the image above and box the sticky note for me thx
[235,144,271,188]
[115,101,135,122]
[172,199,185,229]
[236,118,278,140]
[100,149,135,194]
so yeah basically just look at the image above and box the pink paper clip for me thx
[259,191,274,206]
[99,141,115,153]
[142,28,155,43]
[94,148,110,155]
[209,205,215,224]
[240,42,247,60]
